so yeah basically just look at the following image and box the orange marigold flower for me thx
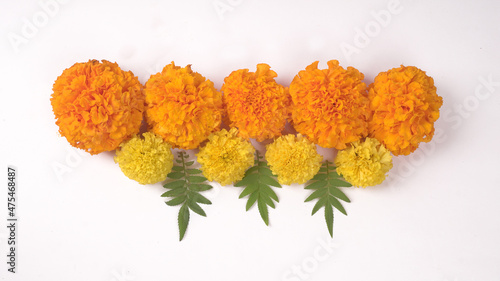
[145,62,224,149]
[289,60,371,149]
[222,63,290,141]
[368,66,443,156]
[51,59,145,155]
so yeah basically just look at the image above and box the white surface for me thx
[1,0,500,280]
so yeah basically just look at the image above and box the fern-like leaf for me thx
[234,150,281,226]
[305,160,351,237]
[163,151,212,241]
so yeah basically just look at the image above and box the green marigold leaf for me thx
[246,192,259,211]
[178,204,190,241]
[189,184,212,192]
[324,204,334,237]
[306,161,351,236]
[239,183,259,199]
[236,151,281,225]
[305,180,327,190]
[188,176,207,183]
[187,169,202,174]
[171,166,184,172]
[167,172,184,179]
[166,195,186,206]
[188,201,206,217]
[163,151,212,241]
[258,199,269,226]
[163,180,185,189]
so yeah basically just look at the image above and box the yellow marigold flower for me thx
[145,62,224,149]
[51,60,144,155]
[197,128,255,186]
[114,132,174,185]
[222,64,290,141]
[368,66,443,155]
[335,137,393,187]
[289,60,371,150]
[265,134,323,185]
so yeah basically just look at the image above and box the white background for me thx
[1,0,500,280]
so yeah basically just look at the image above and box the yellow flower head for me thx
[222,64,290,141]
[145,62,224,149]
[115,132,174,185]
[368,65,443,155]
[265,134,323,185]
[51,59,145,155]
[197,128,255,186]
[335,137,393,187]
[289,60,371,149]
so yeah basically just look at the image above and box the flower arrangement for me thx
[52,60,443,240]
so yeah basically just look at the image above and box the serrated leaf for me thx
[305,188,327,202]
[178,204,190,241]
[188,176,207,183]
[311,173,327,181]
[164,150,213,241]
[189,184,212,192]
[171,166,184,172]
[161,188,186,197]
[238,151,281,225]
[260,184,279,202]
[325,203,334,237]
[244,166,259,175]
[167,172,184,179]
[188,200,206,217]
[163,180,185,189]
[328,171,341,179]
[239,183,259,199]
[329,196,347,215]
[305,180,327,190]
[258,167,273,176]
[187,169,202,174]
[328,178,352,187]
[234,173,259,187]
[257,199,269,225]
[260,175,281,187]
[328,186,350,202]
[306,161,352,237]
[259,192,275,209]
[191,193,211,205]
[246,192,258,210]
[312,196,327,215]
[165,195,187,206]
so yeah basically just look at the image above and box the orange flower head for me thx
[368,66,443,156]
[289,60,371,149]
[51,60,145,155]
[222,63,290,141]
[145,62,223,149]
